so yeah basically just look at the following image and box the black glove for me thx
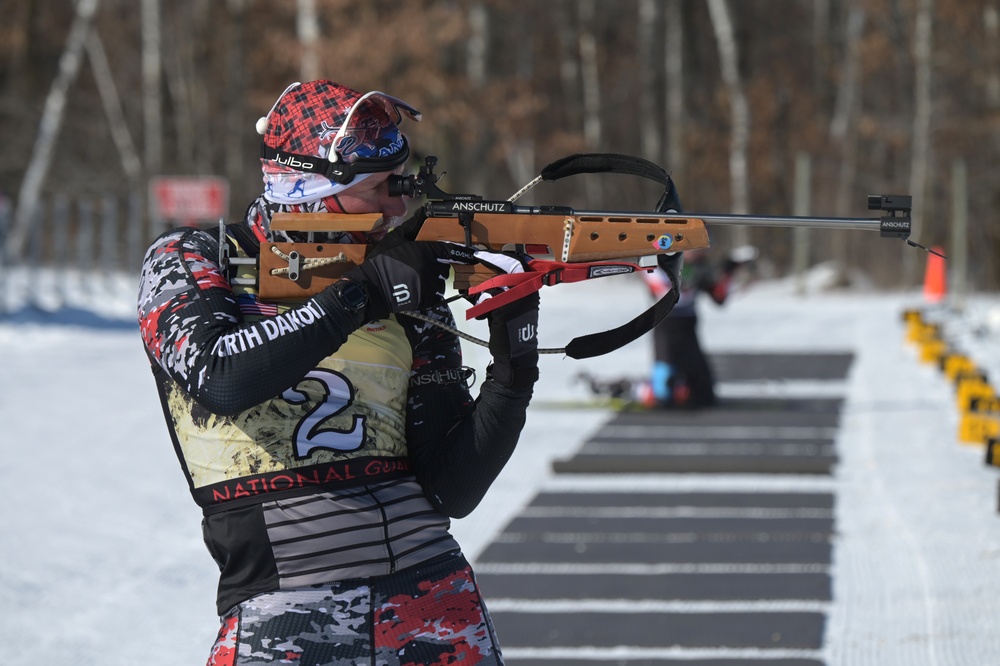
[344,237,476,322]
[486,292,540,390]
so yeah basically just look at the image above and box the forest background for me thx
[0,0,995,290]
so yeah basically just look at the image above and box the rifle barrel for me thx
[694,213,881,232]
[572,210,883,232]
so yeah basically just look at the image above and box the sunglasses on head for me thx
[258,85,421,185]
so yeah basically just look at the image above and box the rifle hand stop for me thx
[868,193,945,259]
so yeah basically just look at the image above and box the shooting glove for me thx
[486,291,540,390]
[343,237,475,322]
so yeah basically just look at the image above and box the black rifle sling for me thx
[537,153,682,360]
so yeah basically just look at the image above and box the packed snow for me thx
[2,262,1000,665]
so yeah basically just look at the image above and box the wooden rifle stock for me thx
[256,211,710,301]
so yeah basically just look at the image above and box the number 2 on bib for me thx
[282,369,366,458]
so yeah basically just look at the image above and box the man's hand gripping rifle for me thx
[251,153,918,358]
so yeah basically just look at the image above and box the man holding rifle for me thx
[137,79,537,665]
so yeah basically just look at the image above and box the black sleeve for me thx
[137,227,361,415]
[400,307,533,518]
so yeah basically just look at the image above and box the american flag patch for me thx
[237,294,278,317]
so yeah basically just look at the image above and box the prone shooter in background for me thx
[642,245,758,409]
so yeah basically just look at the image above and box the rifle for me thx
[236,153,919,358]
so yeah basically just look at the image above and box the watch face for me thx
[339,281,368,312]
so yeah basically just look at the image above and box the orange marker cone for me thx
[923,246,947,303]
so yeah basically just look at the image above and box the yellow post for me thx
[944,354,977,383]
[958,412,1000,446]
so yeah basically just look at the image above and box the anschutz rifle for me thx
[240,152,918,357]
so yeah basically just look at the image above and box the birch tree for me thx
[142,0,161,175]
[86,30,142,184]
[7,0,99,261]
[297,0,320,82]
[707,0,749,248]
[987,3,1000,108]
[226,0,247,209]
[464,2,490,196]
[665,0,685,174]
[555,0,581,131]
[905,0,934,285]
[578,0,602,204]
[829,8,865,281]
[578,0,601,151]
[637,0,661,164]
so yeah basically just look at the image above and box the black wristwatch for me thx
[332,279,369,320]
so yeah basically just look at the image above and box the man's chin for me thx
[364,214,402,243]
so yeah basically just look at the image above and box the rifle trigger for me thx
[459,211,474,248]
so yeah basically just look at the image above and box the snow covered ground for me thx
[2,264,1000,665]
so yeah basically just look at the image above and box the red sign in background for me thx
[150,176,229,221]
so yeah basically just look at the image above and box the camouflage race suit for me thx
[206,553,501,666]
[137,201,532,665]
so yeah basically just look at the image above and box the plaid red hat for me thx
[257,80,421,198]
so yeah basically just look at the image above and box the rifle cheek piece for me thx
[869,194,912,239]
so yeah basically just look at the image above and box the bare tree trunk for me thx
[164,34,194,169]
[467,3,487,88]
[829,8,865,284]
[793,152,812,295]
[578,0,602,205]
[86,30,142,183]
[578,0,601,151]
[812,0,831,98]
[555,0,581,131]
[7,0,99,261]
[665,0,685,174]
[164,2,206,171]
[828,9,864,164]
[904,0,934,286]
[637,0,660,164]
[226,0,246,216]
[950,158,968,306]
[707,0,750,246]
[1,1,34,98]
[464,2,489,196]
[142,0,162,174]
[986,3,1000,108]
[190,1,211,170]
[505,12,537,192]
[297,0,320,81]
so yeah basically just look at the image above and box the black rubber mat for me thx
[490,610,826,649]
[480,352,850,664]
[479,539,832,564]
[477,571,831,601]
[605,398,845,427]
[551,452,837,474]
[554,398,842,475]
[527,491,835,509]
[505,658,824,666]
[710,352,854,381]
[502,515,834,536]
